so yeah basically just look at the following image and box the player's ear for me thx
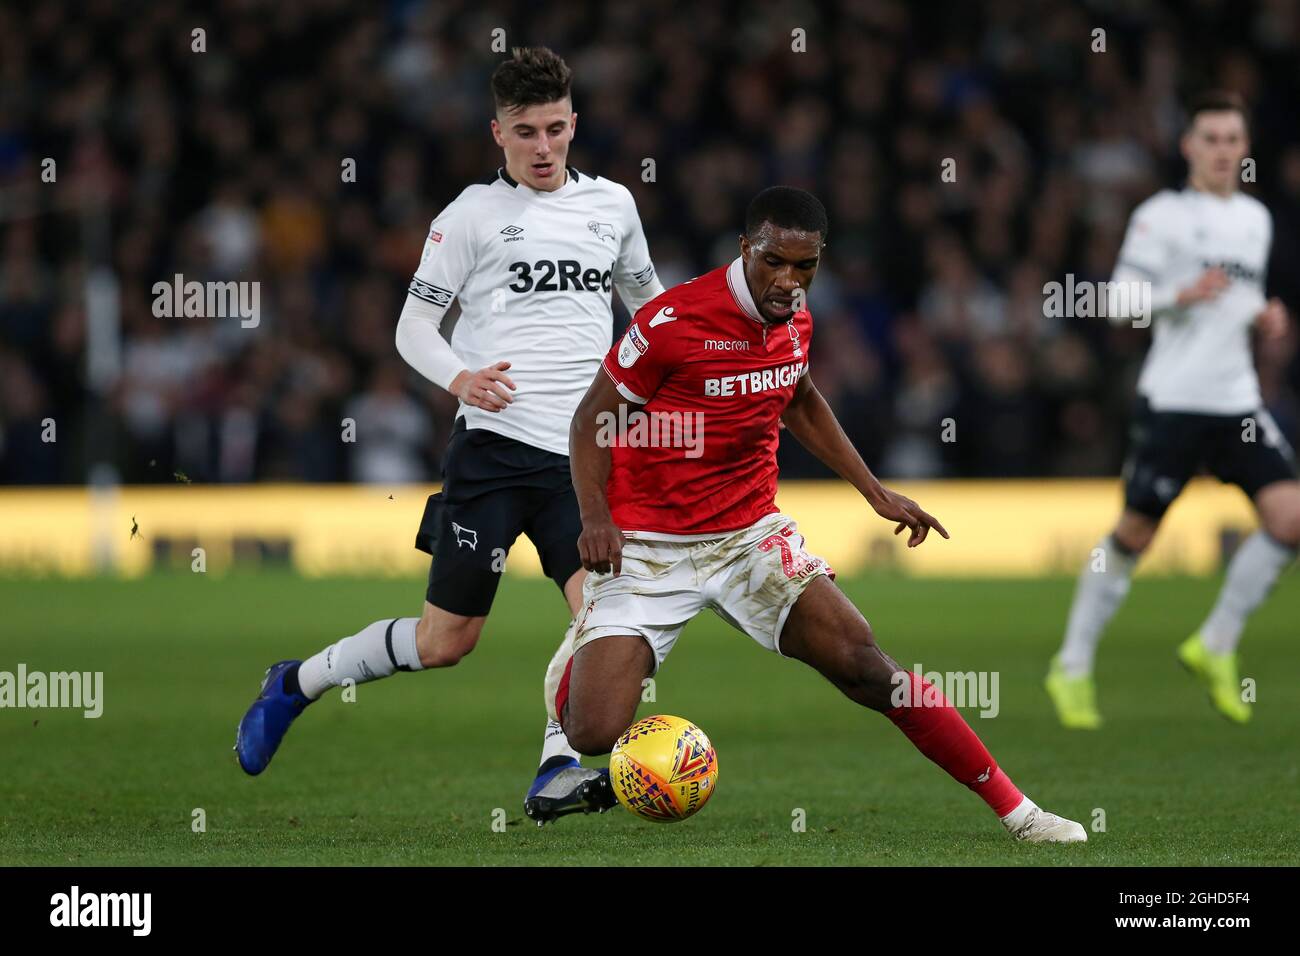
[490,117,504,148]
[739,234,750,260]
[570,112,577,138]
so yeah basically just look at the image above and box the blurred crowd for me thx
[3,0,1300,485]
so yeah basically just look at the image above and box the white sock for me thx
[1199,531,1296,655]
[999,795,1037,830]
[537,718,581,771]
[1057,535,1138,676]
[297,618,424,700]
[538,619,584,770]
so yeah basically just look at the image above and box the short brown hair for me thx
[1186,90,1250,131]
[491,47,572,114]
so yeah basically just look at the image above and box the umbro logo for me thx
[500,225,524,242]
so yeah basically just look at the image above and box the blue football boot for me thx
[235,660,313,775]
[523,757,617,826]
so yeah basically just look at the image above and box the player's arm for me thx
[395,195,516,411]
[782,373,948,548]
[1255,297,1289,340]
[1254,210,1289,340]
[570,370,635,574]
[573,304,675,573]
[612,187,665,314]
[1110,196,1226,325]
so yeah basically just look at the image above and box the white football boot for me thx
[1000,797,1088,843]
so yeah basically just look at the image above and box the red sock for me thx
[554,655,575,728]
[884,670,1023,817]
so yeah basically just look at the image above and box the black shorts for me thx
[1123,397,1298,520]
[415,419,582,617]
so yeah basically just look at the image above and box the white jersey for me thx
[408,166,663,455]
[1113,187,1271,414]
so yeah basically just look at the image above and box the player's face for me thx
[739,225,823,323]
[1182,110,1248,195]
[491,99,577,191]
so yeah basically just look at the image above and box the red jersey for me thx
[599,256,813,535]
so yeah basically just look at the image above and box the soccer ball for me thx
[608,715,719,822]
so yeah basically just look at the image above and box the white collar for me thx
[499,165,579,195]
[1184,183,1236,203]
[725,257,764,324]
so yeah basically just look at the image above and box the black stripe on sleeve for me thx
[408,278,454,308]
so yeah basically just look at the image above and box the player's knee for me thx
[1264,515,1300,548]
[839,624,898,706]
[562,709,622,756]
[1261,502,1300,547]
[416,616,481,668]
[1113,516,1156,554]
[564,723,618,759]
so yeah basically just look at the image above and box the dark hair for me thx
[1186,90,1250,131]
[745,186,829,240]
[491,47,573,114]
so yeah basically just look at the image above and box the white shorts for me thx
[574,513,834,672]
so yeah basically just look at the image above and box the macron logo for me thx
[648,307,677,328]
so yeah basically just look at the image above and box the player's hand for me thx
[578,515,626,574]
[1176,267,1230,307]
[869,487,949,548]
[1255,297,1289,341]
[451,361,516,412]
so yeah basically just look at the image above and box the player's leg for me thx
[560,634,656,756]
[553,536,698,756]
[525,568,623,822]
[1047,400,1196,728]
[780,577,1086,843]
[1191,484,1298,667]
[1182,417,1300,721]
[707,515,1082,842]
[529,536,697,823]
[526,631,662,823]
[228,613,436,780]
[1045,507,1155,728]
[535,569,586,763]
[306,483,513,686]
[234,426,519,776]
[234,551,502,776]
[518,475,615,820]
[524,482,588,770]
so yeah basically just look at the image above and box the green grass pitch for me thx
[1,571,1296,866]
